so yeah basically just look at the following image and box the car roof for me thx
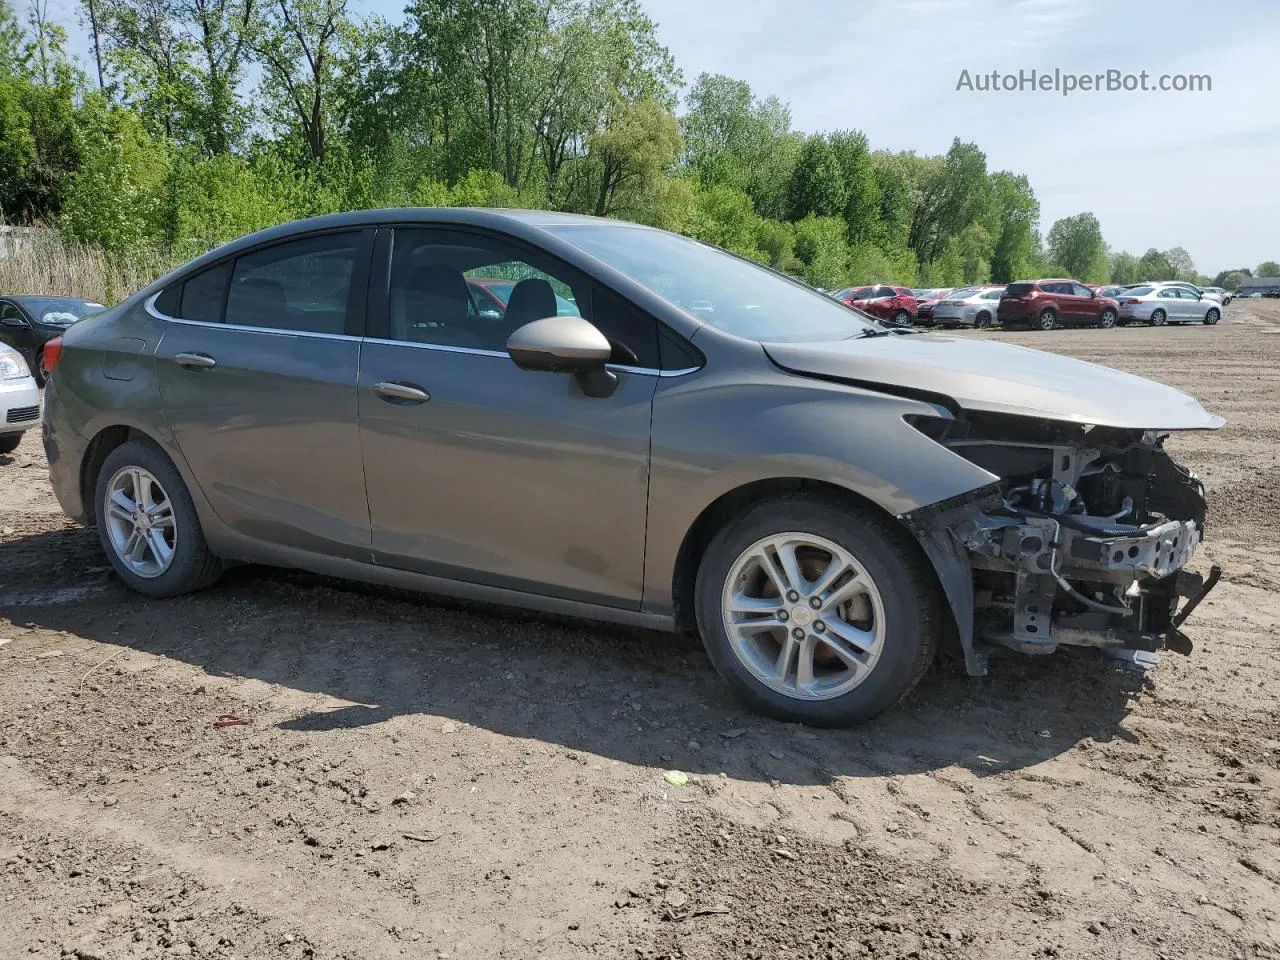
[177,208,653,270]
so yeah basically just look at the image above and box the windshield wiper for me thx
[847,328,892,339]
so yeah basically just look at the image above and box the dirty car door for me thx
[357,226,657,607]
[154,229,374,559]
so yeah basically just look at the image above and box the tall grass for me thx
[0,236,178,306]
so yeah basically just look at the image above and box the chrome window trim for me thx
[145,293,362,342]
[362,336,700,377]
[145,296,702,377]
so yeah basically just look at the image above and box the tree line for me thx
[0,0,1265,294]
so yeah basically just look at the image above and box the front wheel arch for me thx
[671,477,936,633]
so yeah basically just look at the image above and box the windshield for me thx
[547,225,879,342]
[21,298,104,325]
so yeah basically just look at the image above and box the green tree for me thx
[254,0,353,164]
[1110,251,1140,284]
[907,140,990,267]
[586,98,680,216]
[60,98,169,252]
[791,214,849,289]
[786,135,845,220]
[1257,260,1280,277]
[826,129,880,245]
[682,182,764,261]
[680,72,799,219]
[0,75,80,222]
[1047,212,1105,280]
[95,0,254,152]
[1166,246,1196,282]
[988,171,1037,282]
[1136,247,1175,281]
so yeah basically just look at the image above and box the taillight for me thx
[43,336,63,375]
[1125,299,1141,305]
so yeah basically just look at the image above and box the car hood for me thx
[763,333,1224,430]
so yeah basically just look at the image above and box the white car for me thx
[1157,281,1223,305]
[1115,283,1223,327]
[931,285,1006,328]
[1,342,40,456]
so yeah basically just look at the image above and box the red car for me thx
[840,285,917,326]
[997,279,1121,330]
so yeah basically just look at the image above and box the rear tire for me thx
[0,434,21,455]
[1204,308,1220,325]
[1035,308,1057,330]
[1151,309,1167,326]
[93,439,223,598]
[693,494,942,727]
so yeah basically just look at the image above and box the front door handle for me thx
[373,381,431,404]
[175,352,217,370]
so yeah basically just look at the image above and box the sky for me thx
[628,0,1280,276]
[47,0,1279,275]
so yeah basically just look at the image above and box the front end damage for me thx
[902,412,1221,676]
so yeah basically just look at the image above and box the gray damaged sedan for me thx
[42,210,1224,726]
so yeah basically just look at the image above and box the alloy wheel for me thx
[1151,309,1167,326]
[1205,309,1220,325]
[1099,310,1116,328]
[1037,309,1056,330]
[103,465,178,578]
[720,533,885,701]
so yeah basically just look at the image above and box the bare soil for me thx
[3,302,1279,960]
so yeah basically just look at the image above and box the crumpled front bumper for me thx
[958,508,1217,662]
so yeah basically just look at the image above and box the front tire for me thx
[1204,308,1220,325]
[94,439,223,598]
[892,310,910,327]
[1097,309,1117,328]
[33,347,48,386]
[975,311,992,328]
[0,434,21,456]
[693,495,942,727]
[1035,308,1057,330]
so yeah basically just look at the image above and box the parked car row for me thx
[0,341,40,456]
[830,278,1227,331]
[1,295,105,384]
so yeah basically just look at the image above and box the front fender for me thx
[641,367,998,615]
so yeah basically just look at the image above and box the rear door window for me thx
[227,232,363,335]
[179,263,232,323]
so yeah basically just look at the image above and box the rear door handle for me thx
[373,381,431,404]
[174,352,216,370]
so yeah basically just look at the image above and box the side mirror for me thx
[507,315,617,398]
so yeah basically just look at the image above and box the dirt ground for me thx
[2,302,1278,960]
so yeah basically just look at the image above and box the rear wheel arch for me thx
[81,425,155,524]
[670,477,938,632]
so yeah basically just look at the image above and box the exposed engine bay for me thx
[903,411,1221,676]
